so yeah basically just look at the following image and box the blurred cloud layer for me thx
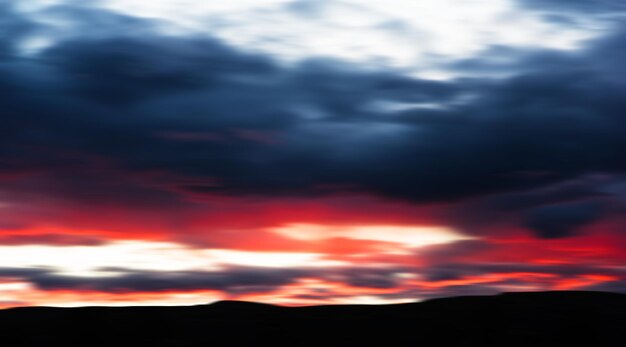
[17,0,610,74]
[0,0,625,306]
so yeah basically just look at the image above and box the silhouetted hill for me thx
[1,291,625,346]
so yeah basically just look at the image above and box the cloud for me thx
[0,3,38,56]
[418,240,493,265]
[0,3,625,245]
[112,0,604,69]
[0,267,50,277]
[329,267,406,289]
[582,280,626,293]
[0,265,407,294]
[421,262,626,282]
[0,1,625,307]
[519,0,626,14]
[0,233,107,246]
[0,259,624,304]
[43,35,276,105]
[0,7,464,204]
[524,201,604,238]
[4,266,310,294]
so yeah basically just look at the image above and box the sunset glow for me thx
[1,0,626,308]
[272,224,469,248]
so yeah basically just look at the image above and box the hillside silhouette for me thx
[1,291,625,346]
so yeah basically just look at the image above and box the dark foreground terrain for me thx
[1,291,625,346]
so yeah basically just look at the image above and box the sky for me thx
[0,0,625,307]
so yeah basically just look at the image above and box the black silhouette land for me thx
[1,291,624,346]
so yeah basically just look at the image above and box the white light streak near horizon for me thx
[0,241,343,277]
[272,223,471,248]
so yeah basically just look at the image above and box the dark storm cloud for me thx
[1,3,626,239]
[43,35,277,105]
[0,265,408,293]
[439,174,623,239]
[0,4,463,204]
[19,267,312,294]
[1,262,624,298]
[524,201,604,238]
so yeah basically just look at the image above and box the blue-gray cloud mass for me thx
[1,2,626,242]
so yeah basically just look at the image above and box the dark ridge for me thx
[208,300,279,308]
[1,291,625,346]
[206,300,281,312]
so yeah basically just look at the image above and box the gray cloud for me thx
[0,3,625,241]
[525,201,604,238]
[20,267,312,294]
[519,0,626,14]
[421,262,626,282]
